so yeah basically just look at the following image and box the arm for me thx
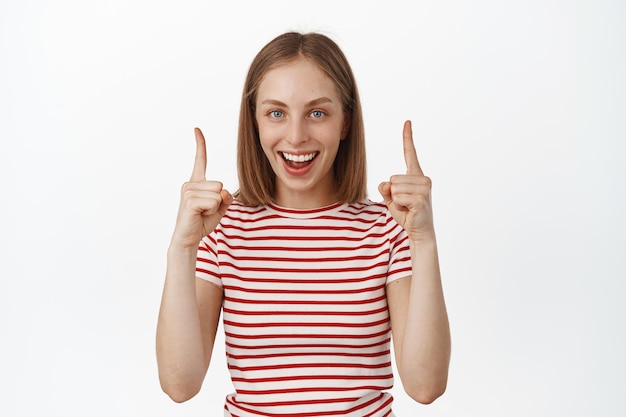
[156,128,232,402]
[387,237,450,404]
[156,248,223,402]
[379,120,451,404]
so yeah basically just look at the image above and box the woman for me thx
[156,31,450,416]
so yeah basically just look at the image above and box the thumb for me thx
[378,182,392,206]
[217,189,233,216]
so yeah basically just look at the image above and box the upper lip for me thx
[279,150,318,155]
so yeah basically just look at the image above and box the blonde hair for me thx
[234,31,367,206]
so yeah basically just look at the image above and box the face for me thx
[255,57,348,209]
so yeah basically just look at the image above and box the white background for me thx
[1,0,625,416]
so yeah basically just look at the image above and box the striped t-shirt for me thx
[196,199,412,416]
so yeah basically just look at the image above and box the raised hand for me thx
[378,120,435,242]
[170,128,232,249]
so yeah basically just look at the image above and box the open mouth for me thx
[280,151,319,168]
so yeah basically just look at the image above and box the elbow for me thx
[398,351,451,404]
[166,390,197,404]
[160,380,201,403]
[403,378,447,405]
[156,358,207,403]
[406,386,446,405]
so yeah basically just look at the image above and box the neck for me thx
[272,188,339,209]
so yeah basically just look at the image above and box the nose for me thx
[285,118,309,147]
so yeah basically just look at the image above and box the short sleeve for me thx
[196,232,223,288]
[385,210,412,284]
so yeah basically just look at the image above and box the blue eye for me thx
[270,110,283,118]
[311,110,324,118]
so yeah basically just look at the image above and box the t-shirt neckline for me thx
[266,201,348,219]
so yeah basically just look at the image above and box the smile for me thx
[281,152,318,163]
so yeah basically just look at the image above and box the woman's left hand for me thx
[379,120,435,243]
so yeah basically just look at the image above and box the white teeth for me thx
[281,152,316,162]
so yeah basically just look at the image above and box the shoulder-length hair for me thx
[234,31,367,206]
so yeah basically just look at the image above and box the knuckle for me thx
[183,197,198,210]
[181,187,196,201]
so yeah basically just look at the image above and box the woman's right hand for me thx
[170,128,232,250]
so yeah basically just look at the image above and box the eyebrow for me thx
[259,97,334,107]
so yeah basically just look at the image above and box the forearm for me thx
[156,245,208,400]
[398,237,451,401]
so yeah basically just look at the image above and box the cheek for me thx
[258,130,281,162]
[259,137,274,160]
[318,124,343,146]
[258,129,277,150]
[257,118,281,141]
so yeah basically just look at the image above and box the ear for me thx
[340,114,351,140]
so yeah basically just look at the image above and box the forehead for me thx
[256,57,340,103]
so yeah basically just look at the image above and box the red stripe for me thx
[226,349,390,360]
[231,374,393,384]
[218,260,389,274]
[224,205,266,215]
[228,361,392,373]
[224,328,390,340]
[237,396,361,408]
[224,294,386,305]
[222,306,388,316]
[340,206,388,217]
[220,222,389,234]
[220,271,388,285]
[219,239,389,252]
[219,229,390,242]
[223,318,389,329]
[222,284,384,295]
[392,266,412,276]
[195,267,219,279]
[315,214,386,224]
[236,384,392,395]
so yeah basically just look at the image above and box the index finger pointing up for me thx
[403,120,424,176]
[191,127,207,182]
